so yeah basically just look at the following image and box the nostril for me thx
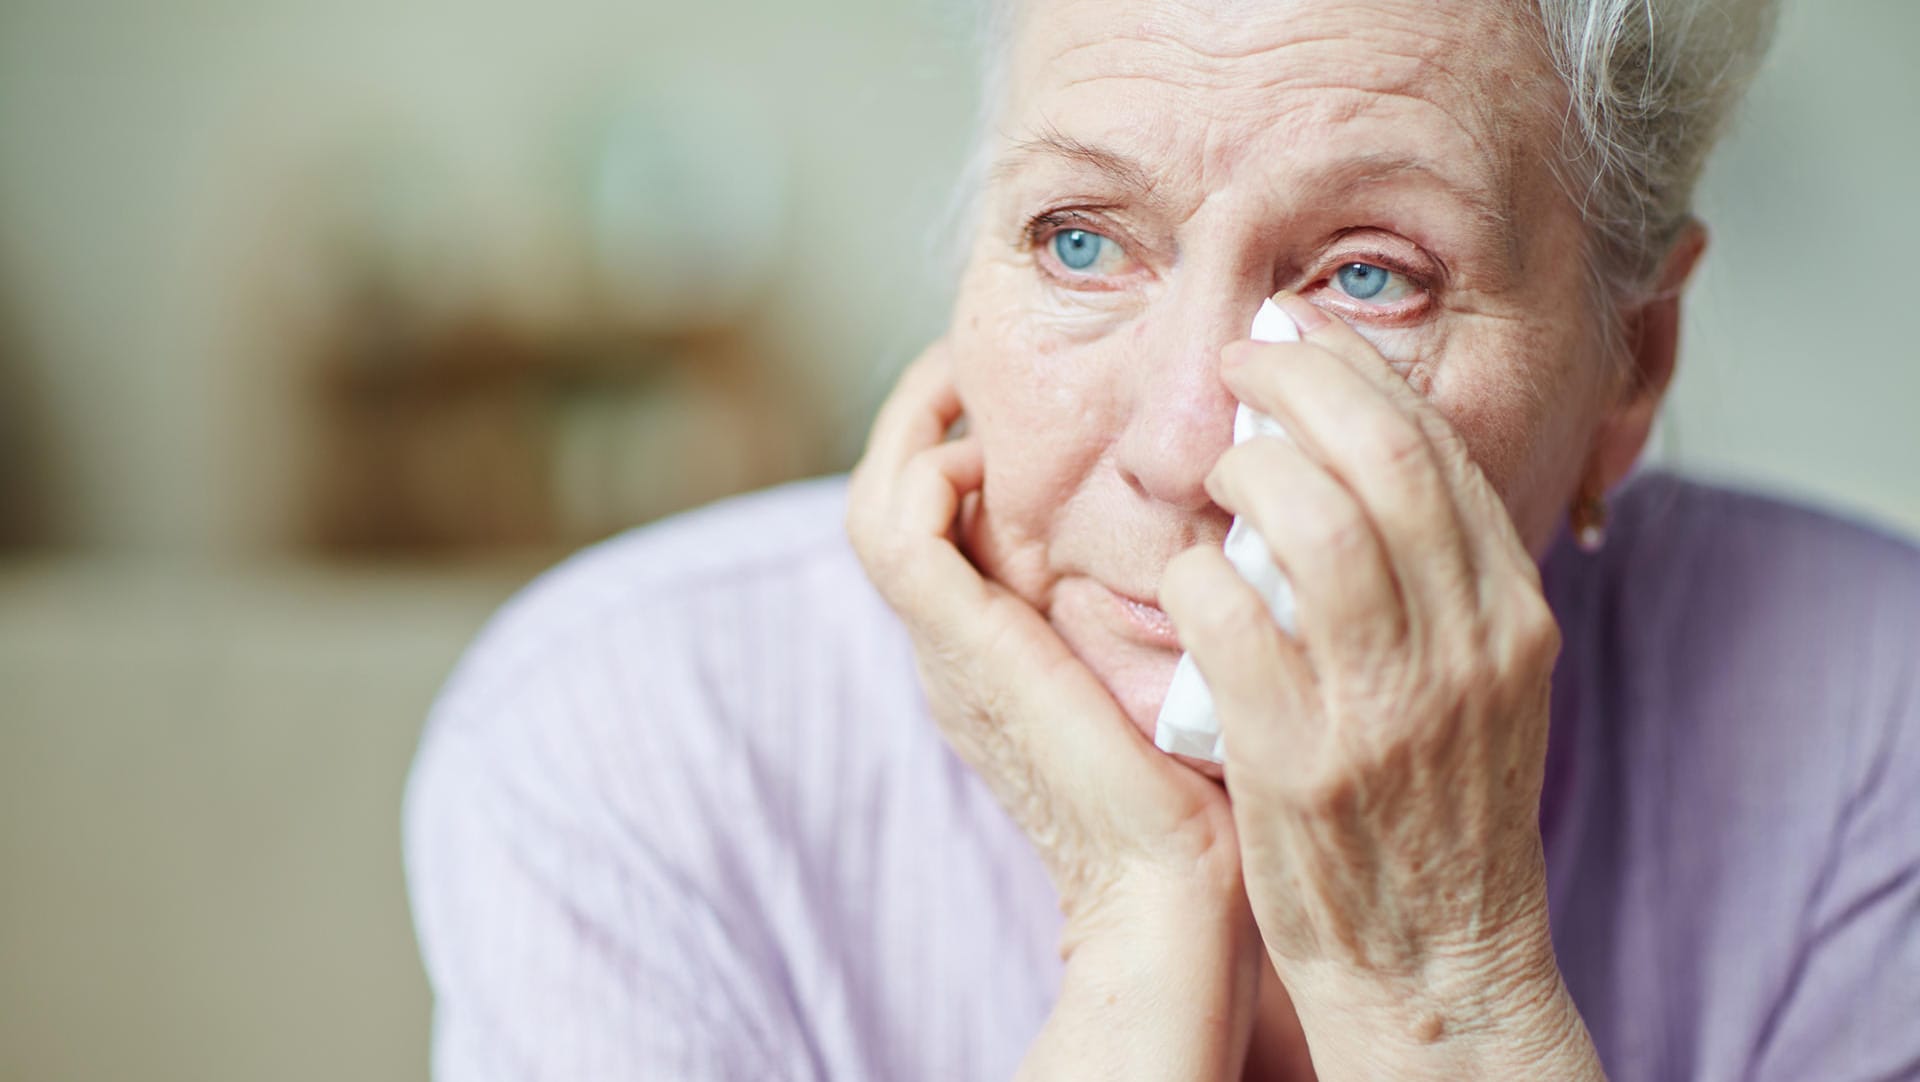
[1109,303,1264,511]
[1113,400,1236,510]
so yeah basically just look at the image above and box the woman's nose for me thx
[1111,295,1257,512]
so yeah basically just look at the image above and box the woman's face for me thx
[950,0,1635,735]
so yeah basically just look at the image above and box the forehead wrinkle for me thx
[1012,3,1552,193]
[1030,35,1525,192]
[1031,5,1511,102]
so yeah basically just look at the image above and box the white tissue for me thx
[1153,299,1300,764]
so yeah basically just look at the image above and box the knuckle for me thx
[1508,590,1562,667]
[1508,544,1547,591]
[1300,505,1371,557]
[1426,423,1472,471]
[1160,547,1210,602]
[844,502,879,559]
[845,519,872,565]
[1220,339,1266,371]
[1430,632,1483,692]
[860,539,901,583]
[1206,444,1254,506]
[1362,413,1431,473]
[1233,435,1296,485]
[1468,582,1560,676]
[1192,583,1275,645]
[854,520,913,583]
[1226,430,1291,469]
[1340,603,1410,657]
[901,447,941,488]
[1286,758,1360,818]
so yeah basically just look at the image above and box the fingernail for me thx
[1272,290,1329,334]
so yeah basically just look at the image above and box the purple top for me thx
[405,471,1920,1080]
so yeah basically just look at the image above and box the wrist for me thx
[1032,873,1264,1082]
[1281,920,1601,1080]
[1062,866,1260,958]
[1056,848,1248,959]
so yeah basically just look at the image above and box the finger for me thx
[1270,292,1455,451]
[859,479,995,643]
[1159,545,1319,767]
[856,344,965,479]
[844,359,1190,829]
[898,436,984,538]
[1220,333,1477,623]
[1273,291,1537,584]
[1204,436,1408,665]
[847,345,966,549]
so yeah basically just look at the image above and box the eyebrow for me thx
[991,128,1161,200]
[991,131,1516,257]
[1332,152,1515,238]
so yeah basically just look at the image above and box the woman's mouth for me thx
[1108,586,1182,650]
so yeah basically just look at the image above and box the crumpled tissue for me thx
[1153,298,1301,764]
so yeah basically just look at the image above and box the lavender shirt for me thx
[405,472,1920,1080]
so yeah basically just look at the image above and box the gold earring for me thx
[1571,488,1608,554]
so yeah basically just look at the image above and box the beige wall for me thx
[1668,0,1920,534]
[0,0,979,555]
[0,559,520,1082]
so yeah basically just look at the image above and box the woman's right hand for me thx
[846,342,1241,925]
[848,343,1288,1079]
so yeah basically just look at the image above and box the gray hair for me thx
[1538,0,1778,303]
[955,0,1778,320]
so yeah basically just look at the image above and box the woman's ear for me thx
[1587,218,1710,492]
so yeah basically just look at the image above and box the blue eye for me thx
[1052,229,1108,272]
[1333,262,1414,303]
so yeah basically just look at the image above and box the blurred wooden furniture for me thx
[308,308,803,555]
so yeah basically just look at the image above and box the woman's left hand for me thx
[1159,293,1603,1079]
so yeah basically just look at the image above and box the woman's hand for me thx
[848,341,1238,913]
[1160,294,1603,1079]
[846,343,1264,1080]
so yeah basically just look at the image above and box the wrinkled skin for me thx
[848,0,1698,1075]
[956,0,1629,734]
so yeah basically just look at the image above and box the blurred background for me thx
[0,1,1914,1079]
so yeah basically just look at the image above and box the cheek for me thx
[1431,359,1543,496]
[954,261,1137,434]
[1425,321,1602,552]
[948,284,1121,586]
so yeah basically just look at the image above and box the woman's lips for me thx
[1108,586,1182,650]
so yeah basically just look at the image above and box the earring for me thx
[1571,488,1608,554]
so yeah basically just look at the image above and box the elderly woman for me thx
[405,0,1920,1078]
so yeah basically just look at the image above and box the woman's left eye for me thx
[1331,262,1416,304]
[1048,228,1127,277]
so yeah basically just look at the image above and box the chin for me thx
[1049,599,1181,742]
[1048,604,1236,780]
[1107,655,1180,741]
[1099,651,1229,779]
